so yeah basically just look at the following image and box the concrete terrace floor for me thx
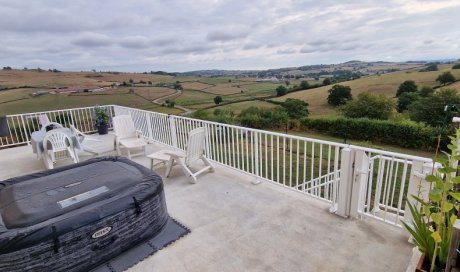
[0,139,412,272]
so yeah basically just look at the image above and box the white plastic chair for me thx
[43,130,78,169]
[38,114,50,127]
[112,115,147,159]
[40,122,63,132]
[70,125,102,156]
[148,127,214,183]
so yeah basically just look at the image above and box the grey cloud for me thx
[277,48,297,54]
[0,0,459,72]
[151,38,178,47]
[243,43,262,50]
[118,36,150,49]
[207,30,249,42]
[161,44,212,55]
[72,33,112,47]
[300,46,317,54]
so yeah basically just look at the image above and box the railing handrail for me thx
[5,105,109,118]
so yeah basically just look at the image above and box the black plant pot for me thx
[96,125,108,135]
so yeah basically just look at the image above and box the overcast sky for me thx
[1,0,459,72]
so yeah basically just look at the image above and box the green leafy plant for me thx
[403,128,460,271]
[93,106,110,127]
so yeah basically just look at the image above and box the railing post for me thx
[349,150,369,219]
[145,112,153,142]
[20,115,30,145]
[402,161,437,237]
[252,131,261,185]
[335,147,354,218]
[169,115,178,149]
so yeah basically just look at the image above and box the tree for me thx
[408,89,460,126]
[281,98,309,119]
[436,72,456,85]
[299,80,309,89]
[238,107,288,129]
[452,63,460,69]
[284,80,290,86]
[276,85,287,96]
[418,86,434,97]
[191,110,211,120]
[341,92,394,120]
[214,96,223,105]
[420,63,438,72]
[396,80,418,97]
[323,78,332,85]
[173,81,183,90]
[213,109,235,124]
[327,85,352,106]
[397,92,418,112]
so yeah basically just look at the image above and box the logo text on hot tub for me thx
[91,226,112,239]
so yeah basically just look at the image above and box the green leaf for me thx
[433,157,448,165]
[431,231,442,243]
[449,192,460,201]
[431,213,442,225]
[452,176,460,184]
[423,205,431,216]
[442,202,454,212]
[438,167,457,173]
[425,175,439,183]
[448,144,457,152]
[429,188,442,202]
[450,214,457,226]
[411,195,429,206]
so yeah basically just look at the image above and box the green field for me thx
[2,64,460,156]
[206,100,277,115]
[2,66,460,118]
[274,65,460,117]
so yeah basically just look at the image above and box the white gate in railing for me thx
[335,147,434,228]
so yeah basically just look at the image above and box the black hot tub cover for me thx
[0,156,172,272]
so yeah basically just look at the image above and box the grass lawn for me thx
[208,100,277,115]
[131,87,176,101]
[281,130,434,158]
[0,93,152,115]
[174,89,215,107]
[181,81,213,91]
[0,88,39,103]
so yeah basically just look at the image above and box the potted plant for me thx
[94,106,110,135]
[403,128,460,272]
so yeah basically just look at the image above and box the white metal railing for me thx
[113,105,345,205]
[0,106,115,148]
[1,105,434,229]
[112,105,434,228]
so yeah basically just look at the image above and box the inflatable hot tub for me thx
[0,156,169,272]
